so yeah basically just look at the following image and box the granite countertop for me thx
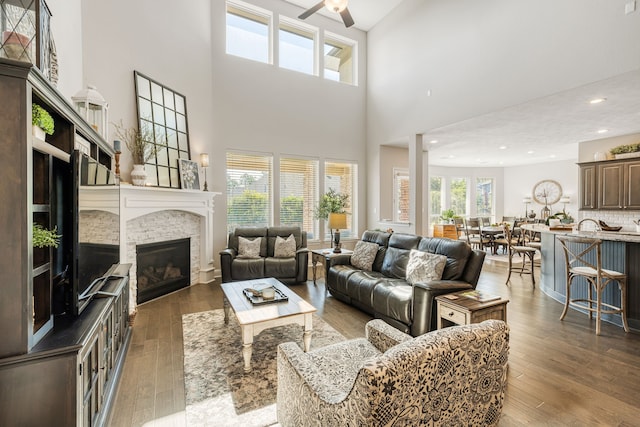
[521,223,640,243]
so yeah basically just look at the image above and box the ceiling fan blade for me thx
[299,1,326,20]
[340,7,355,28]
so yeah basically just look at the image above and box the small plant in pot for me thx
[33,224,61,248]
[32,104,54,140]
[440,209,456,223]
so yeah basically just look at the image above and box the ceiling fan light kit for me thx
[299,0,355,28]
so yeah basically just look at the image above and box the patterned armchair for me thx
[277,319,509,426]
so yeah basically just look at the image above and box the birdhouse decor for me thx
[72,85,109,139]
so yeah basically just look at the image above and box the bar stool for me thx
[503,225,536,287]
[557,236,629,335]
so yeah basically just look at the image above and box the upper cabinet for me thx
[579,159,640,211]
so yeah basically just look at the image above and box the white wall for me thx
[46,0,83,98]
[76,0,367,269]
[579,132,640,162]
[503,159,579,220]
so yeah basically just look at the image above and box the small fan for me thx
[299,0,355,28]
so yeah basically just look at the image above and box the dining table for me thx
[480,225,505,255]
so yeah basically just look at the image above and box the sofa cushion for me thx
[274,234,297,258]
[380,233,421,279]
[361,230,390,272]
[351,241,379,271]
[417,237,471,280]
[229,227,268,257]
[405,249,447,285]
[371,279,413,325]
[231,258,264,280]
[265,257,297,278]
[344,270,387,308]
[327,264,360,296]
[238,236,262,258]
[268,226,302,256]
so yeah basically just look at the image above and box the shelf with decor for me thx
[0,57,129,426]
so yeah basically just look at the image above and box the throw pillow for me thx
[405,249,447,285]
[274,234,297,258]
[350,240,379,271]
[237,236,261,258]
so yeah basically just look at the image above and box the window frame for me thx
[278,16,318,76]
[323,31,357,85]
[225,0,273,64]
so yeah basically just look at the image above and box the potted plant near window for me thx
[315,189,349,248]
[32,104,54,140]
[113,120,164,186]
[610,143,640,160]
[440,209,456,223]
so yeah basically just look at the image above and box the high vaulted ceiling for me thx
[285,1,640,167]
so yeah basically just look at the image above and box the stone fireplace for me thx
[119,185,220,314]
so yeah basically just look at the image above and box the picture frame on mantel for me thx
[178,159,201,190]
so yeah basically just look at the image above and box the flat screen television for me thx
[72,151,120,315]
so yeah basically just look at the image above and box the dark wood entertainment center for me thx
[0,58,131,426]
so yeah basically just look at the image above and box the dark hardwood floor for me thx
[109,260,640,426]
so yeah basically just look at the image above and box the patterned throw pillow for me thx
[350,240,379,271]
[405,249,447,285]
[274,234,297,258]
[238,236,261,258]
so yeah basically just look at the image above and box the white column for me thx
[409,134,423,235]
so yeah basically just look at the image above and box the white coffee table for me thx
[221,277,317,372]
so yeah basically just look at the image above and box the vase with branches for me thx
[113,120,166,185]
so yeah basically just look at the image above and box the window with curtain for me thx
[430,176,443,223]
[226,152,273,233]
[325,161,357,239]
[226,1,272,64]
[476,177,494,218]
[279,18,317,75]
[280,157,319,239]
[324,32,356,85]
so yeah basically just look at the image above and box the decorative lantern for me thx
[0,0,52,78]
[72,85,109,139]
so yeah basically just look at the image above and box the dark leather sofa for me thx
[220,226,308,284]
[327,230,486,336]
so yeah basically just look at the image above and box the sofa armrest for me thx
[277,342,346,405]
[295,248,309,282]
[329,253,352,266]
[219,248,237,283]
[410,280,473,336]
[365,319,412,353]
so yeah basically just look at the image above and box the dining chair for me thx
[557,235,628,335]
[466,218,490,251]
[453,217,469,244]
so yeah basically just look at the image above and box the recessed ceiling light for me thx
[499,161,504,165]
[597,129,609,134]
[499,145,507,150]
[527,150,534,154]
[448,155,455,159]
[430,140,438,144]
[590,98,606,104]
[549,154,556,158]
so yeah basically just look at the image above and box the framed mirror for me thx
[134,71,191,188]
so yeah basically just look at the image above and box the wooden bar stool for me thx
[503,226,536,287]
[557,236,629,335]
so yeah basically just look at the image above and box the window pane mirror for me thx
[134,71,191,188]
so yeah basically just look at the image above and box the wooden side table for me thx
[435,290,509,329]
[433,224,458,239]
[310,248,353,285]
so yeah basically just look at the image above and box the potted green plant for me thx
[113,120,165,186]
[610,143,640,160]
[314,189,349,220]
[32,103,54,140]
[440,209,455,223]
[32,224,61,248]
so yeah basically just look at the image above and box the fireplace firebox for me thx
[136,238,190,304]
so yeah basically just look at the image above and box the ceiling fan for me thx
[299,0,355,28]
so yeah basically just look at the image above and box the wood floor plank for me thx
[109,260,640,425]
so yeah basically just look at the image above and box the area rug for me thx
[182,309,345,427]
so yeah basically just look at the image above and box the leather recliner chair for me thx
[220,226,308,284]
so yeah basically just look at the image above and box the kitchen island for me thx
[522,223,640,332]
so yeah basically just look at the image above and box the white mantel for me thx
[118,184,221,285]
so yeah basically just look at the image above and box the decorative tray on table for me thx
[242,286,289,305]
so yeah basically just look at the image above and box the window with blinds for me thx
[280,157,319,239]
[325,161,357,239]
[226,152,273,233]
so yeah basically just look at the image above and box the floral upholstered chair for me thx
[277,319,509,426]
